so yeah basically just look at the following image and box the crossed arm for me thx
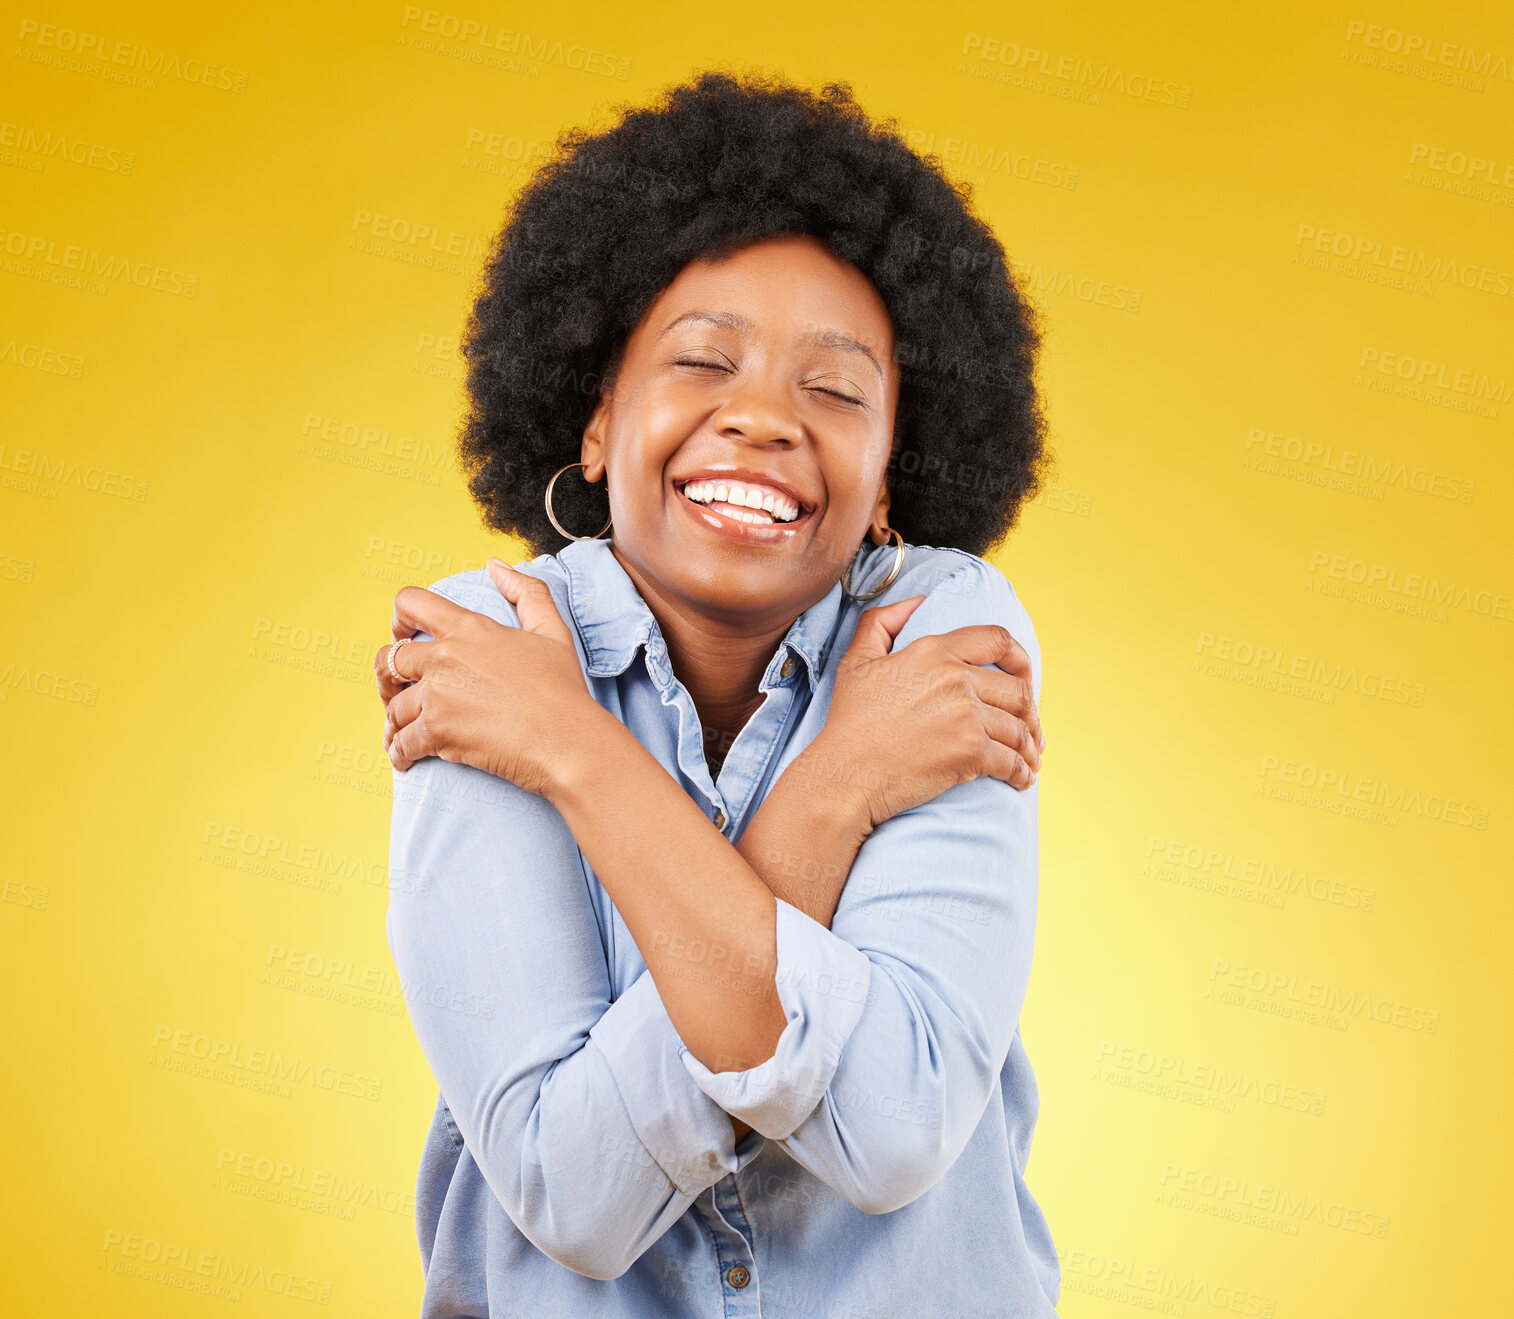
[548,725,879,1148]
[384,560,1043,1278]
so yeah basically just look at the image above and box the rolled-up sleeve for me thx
[589,966,769,1185]
[682,557,1044,1215]
[678,899,874,1138]
[386,574,760,1281]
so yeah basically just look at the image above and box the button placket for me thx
[647,644,728,819]
[720,674,808,843]
[707,1178,759,1313]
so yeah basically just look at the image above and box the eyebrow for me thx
[657,309,885,383]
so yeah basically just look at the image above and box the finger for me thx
[379,637,436,689]
[969,667,1045,754]
[375,643,413,703]
[973,708,1038,790]
[388,707,432,772]
[374,646,402,704]
[384,683,424,752]
[838,595,927,666]
[937,623,1033,680]
[390,585,467,645]
[979,702,1042,776]
[486,559,576,646]
[982,734,1037,792]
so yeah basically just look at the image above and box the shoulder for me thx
[419,556,569,629]
[854,542,1041,700]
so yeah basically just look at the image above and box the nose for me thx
[710,371,801,448]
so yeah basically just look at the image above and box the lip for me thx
[671,467,817,517]
[672,476,817,546]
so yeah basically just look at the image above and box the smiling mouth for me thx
[673,479,814,527]
[670,482,820,548]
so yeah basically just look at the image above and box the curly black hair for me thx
[458,68,1054,562]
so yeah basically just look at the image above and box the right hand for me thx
[813,594,1046,831]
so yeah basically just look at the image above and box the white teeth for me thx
[680,479,800,523]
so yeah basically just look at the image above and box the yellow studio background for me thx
[3,1,1509,1314]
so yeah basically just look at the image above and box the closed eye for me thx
[811,386,864,405]
[676,359,864,407]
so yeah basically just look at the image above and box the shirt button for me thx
[780,655,796,679]
[726,1265,750,1288]
[713,808,726,830]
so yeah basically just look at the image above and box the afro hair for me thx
[457,68,1054,561]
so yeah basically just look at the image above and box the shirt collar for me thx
[554,536,844,691]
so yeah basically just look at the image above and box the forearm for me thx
[734,735,875,930]
[725,747,872,1147]
[547,708,790,1076]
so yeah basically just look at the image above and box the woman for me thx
[375,71,1059,1316]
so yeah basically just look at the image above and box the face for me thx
[580,232,900,630]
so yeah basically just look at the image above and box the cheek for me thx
[613,379,703,451]
[830,440,889,498]
[862,449,890,491]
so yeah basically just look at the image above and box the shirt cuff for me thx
[588,969,761,1198]
[679,899,874,1140]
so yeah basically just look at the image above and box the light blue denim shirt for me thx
[386,534,1059,1317]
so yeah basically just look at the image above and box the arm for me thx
[734,740,875,930]
[545,726,874,1153]
[723,768,873,1146]
[545,716,794,1077]
[716,586,1043,1142]
[680,558,1046,1214]
[388,558,1040,1266]
[733,569,1041,936]
[541,557,1041,1087]
[386,578,774,1282]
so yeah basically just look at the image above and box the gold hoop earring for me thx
[544,461,612,541]
[841,527,905,603]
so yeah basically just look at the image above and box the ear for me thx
[580,393,609,483]
[868,477,892,545]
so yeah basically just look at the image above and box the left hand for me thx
[374,559,597,797]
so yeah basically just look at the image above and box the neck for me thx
[611,543,802,745]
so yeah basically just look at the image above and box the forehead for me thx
[635,235,897,359]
